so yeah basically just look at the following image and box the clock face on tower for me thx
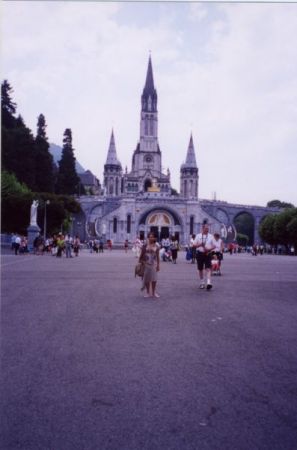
[145,155,153,163]
[144,154,154,169]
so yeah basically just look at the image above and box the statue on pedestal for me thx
[30,200,39,226]
[27,200,40,251]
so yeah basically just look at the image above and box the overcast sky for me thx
[2,1,297,206]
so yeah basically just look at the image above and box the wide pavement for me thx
[1,249,297,450]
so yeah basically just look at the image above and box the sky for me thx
[2,1,297,207]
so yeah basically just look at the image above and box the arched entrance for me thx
[233,211,255,245]
[148,212,171,241]
[138,207,183,242]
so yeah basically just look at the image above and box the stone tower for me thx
[180,134,199,199]
[103,129,122,197]
[131,56,163,188]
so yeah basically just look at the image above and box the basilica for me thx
[78,56,221,244]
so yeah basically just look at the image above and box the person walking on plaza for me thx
[133,236,142,258]
[124,239,129,253]
[190,234,196,264]
[14,235,21,255]
[170,236,179,264]
[11,234,16,252]
[73,236,80,257]
[65,234,73,258]
[213,232,224,275]
[139,232,160,298]
[56,234,65,257]
[194,220,216,290]
[107,239,113,251]
[99,237,104,253]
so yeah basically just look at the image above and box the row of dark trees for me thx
[2,80,81,195]
[1,80,82,235]
[259,208,297,250]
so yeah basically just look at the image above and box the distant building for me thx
[75,56,278,244]
[77,56,218,244]
[78,170,101,196]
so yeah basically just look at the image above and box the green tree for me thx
[236,233,249,247]
[1,80,37,190]
[259,214,277,245]
[1,170,31,196]
[274,208,297,246]
[1,79,17,128]
[2,80,17,173]
[1,190,81,236]
[4,115,36,190]
[1,193,33,234]
[267,199,294,209]
[56,128,80,195]
[35,114,55,193]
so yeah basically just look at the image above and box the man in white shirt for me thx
[193,221,216,290]
[14,235,21,255]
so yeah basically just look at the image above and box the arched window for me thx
[145,115,149,135]
[127,214,131,234]
[190,180,193,197]
[115,178,119,196]
[113,217,117,233]
[149,116,154,135]
[109,183,113,195]
[184,180,187,197]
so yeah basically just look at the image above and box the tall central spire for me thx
[141,55,157,113]
[144,55,155,94]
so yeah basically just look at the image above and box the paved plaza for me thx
[1,249,297,450]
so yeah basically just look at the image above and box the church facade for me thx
[78,56,220,244]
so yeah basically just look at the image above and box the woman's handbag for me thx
[135,262,145,278]
[186,249,192,261]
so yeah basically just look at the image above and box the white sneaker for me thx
[200,282,205,289]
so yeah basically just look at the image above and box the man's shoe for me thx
[200,283,205,289]
[206,283,213,290]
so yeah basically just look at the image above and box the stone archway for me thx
[233,211,255,245]
[138,207,183,242]
[147,212,171,241]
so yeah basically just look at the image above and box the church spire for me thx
[105,129,121,167]
[144,55,155,94]
[180,134,199,199]
[181,134,197,168]
[141,55,157,113]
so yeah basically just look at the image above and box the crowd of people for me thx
[10,232,81,257]
[10,234,29,255]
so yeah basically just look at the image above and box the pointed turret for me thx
[104,129,122,197]
[181,134,197,169]
[105,129,121,167]
[180,134,199,199]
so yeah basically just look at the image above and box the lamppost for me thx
[43,200,50,240]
